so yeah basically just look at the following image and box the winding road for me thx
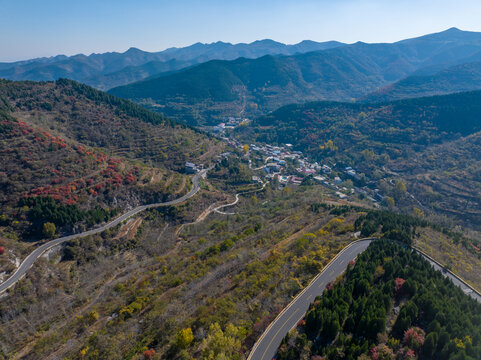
[0,169,208,295]
[248,239,373,360]
[214,181,268,216]
[247,239,481,360]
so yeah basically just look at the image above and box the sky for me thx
[2,0,481,62]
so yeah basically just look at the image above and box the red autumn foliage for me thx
[52,177,65,184]
[142,348,156,359]
[403,327,425,351]
[253,314,275,335]
[397,347,416,359]
[395,277,406,295]
[0,246,5,255]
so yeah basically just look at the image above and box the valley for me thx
[1,109,480,359]
[1,20,481,360]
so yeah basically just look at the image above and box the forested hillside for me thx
[243,90,481,153]
[236,90,481,226]
[277,240,481,360]
[364,61,481,102]
[109,28,481,125]
[109,50,390,125]
[0,79,218,243]
[3,176,477,360]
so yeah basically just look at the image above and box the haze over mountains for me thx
[0,39,344,90]
[107,28,481,124]
[3,28,481,125]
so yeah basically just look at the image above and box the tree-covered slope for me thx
[109,28,481,125]
[277,240,481,360]
[0,79,215,168]
[241,91,481,157]
[235,90,481,226]
[0,79,218,240]
[364,61,481,102]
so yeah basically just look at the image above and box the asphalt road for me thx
[0,169,207,295]
[414,248,481,303]
[248,239,481,360]
[247,239,373,360]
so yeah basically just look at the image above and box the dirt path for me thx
[156,224,169,242]
[198,142,224,162]
[162,174,174,190]
[175,199,233,237]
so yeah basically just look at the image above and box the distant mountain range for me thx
[4,28,481,125]
[108,28,481,125]
[0,40,344,90]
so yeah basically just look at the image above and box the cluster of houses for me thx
[248,143,331,187]
[245,142,384,204]
[187,129,385,205]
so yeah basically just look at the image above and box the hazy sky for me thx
[2,0,481,61]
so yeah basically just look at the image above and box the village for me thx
[193,119,385,206]
[241,141,379,203]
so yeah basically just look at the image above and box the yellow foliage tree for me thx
[395,180,407,194]
[384,196,395,208]
[361,149,375,161]
[177,327,194,349]
[413,207,424,218]
[42,222,56,238]
[319,139,338,152]
[201,323,243,360]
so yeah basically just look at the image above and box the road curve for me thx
[214,181,268,216]
[0,169,208,295]
[247,239,373,360]
[248,239,481,360]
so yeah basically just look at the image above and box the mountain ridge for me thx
[109,28,481,125]
[0,39,345,90]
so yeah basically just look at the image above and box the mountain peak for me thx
[252,39,281,45]
[125,47,143,54]
[444,27,461,32]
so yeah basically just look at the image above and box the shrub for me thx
[176,328,194,349]
[42,222,56,238]
[403,327,425,352]
[143,348,156,359]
